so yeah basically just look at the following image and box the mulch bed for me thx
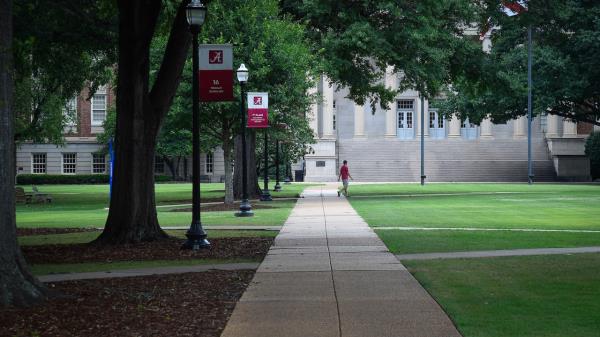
[0,270,254,337]
[23,237,274,264]
[173,203,275,212]
[17,228,100,236]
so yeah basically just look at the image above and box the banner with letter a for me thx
[247,92,269,128]
[199,44,234,101]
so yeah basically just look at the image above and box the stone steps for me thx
[337,137,556,182]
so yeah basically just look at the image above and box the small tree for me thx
[585,132,600,180]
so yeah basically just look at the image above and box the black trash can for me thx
[294,170,304,182]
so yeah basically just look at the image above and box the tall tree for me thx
[192,0,317,201]
[95,0,192,244]
[1,0,47,307]
[442,0,600,126]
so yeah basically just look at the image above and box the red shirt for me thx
[340,165,349,180]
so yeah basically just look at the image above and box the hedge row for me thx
[17,174,173,185]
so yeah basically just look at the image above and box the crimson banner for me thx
[247,92,269,128]
[198,44,234,102]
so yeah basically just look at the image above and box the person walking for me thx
[337,160,353,197]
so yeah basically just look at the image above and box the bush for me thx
[585,131,600,180]
[17,174,173,184]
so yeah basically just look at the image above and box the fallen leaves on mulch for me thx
[0,270,253,337]
[17,228,100,236]
[23,237,273,264]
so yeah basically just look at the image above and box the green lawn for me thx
[17,183,313,228]
[347,183,600,253]
[404,254,600,337]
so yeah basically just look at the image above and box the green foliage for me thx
[13,1,117,143]
[16,174,172,185]
[585,131,600,179]
[282,0,480,106]
[444,0,600,126]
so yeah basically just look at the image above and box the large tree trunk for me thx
[234,131,260,199]
[222,132,234,205]
[95,0,191,244]
[0,0,47,307]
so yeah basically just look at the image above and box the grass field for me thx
[348,183,600,253]
[348,183,600,337]
[16,183,312,228]
[405,254,600,337]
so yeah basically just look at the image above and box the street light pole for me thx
[236,64,253,217]
[274,139,281,191]
[420,96,426,185]
[182,0,209,250]
[260,128,272,201]
[527,25,534,184]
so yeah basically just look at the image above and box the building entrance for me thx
[397,99,414,139]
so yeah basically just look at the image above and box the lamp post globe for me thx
[182,0,209,250]
[236,64,253,217]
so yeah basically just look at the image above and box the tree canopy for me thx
[442,0,600,126]
[281,0,481,106]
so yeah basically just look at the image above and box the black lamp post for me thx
[182,0,209,250]
[274,139,282,192]
[235,64,253,217]
[260,128,273,201]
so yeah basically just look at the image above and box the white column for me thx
[353,103,366,138]
[321,75,334,139]
[546,114,559,138]
[480,117,493,138]
[307,83,319,138]
[563,118,578,137]
[448,114,461,138]
[423,99,429,136]
[513,116,526,138]
[385,66,397,138]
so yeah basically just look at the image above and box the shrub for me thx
[585,131,600,180]
[17,174,173,184]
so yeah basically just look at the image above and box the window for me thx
[91,86,107,125]
[333,113,336,131]
[332,100,337,109]
[430,110,444,129]
[155,156,165,174]
[397,99,414,110]
[62,153,77,174]
[63,97,77,126]
[32,153,47,174]
[205,153,214,173]
[406,112,413,128]
[92,153,106,174]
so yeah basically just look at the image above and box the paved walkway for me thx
[396,246,600,261]
[221,185,461,337]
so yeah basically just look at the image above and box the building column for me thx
[353,103,366,138]
[448,114,461,138]
[321,75,335,139]
[385,66,397,138]
[545,114,559,138]
[307,82,319,138]
[513,116,526,138]
[563,118,578,138]
[480,117,493,138]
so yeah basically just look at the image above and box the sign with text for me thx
[247,92,269,128]
[199,44,234,101]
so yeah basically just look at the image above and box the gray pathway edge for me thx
[396,246,600,261]
[38,262,260,283]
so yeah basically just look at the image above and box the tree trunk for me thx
[165,156,177,180]
[222,134,234,205]
[95,0,191,244]
[0,0,47,307]
[234,131,260,199]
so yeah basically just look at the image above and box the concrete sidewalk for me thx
[221,185,461,337]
